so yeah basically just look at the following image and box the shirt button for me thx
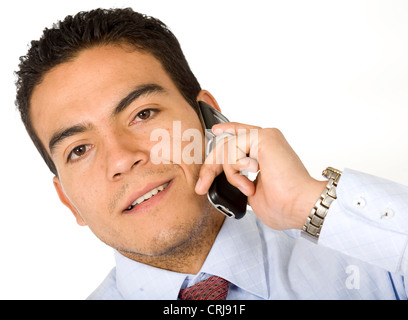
[381,208,394,220]
[353,197,366,208]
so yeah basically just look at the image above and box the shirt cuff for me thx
[318,168,408,275]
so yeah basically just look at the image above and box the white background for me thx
[1,0,407,299]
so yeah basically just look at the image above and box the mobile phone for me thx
[197,101,247,219]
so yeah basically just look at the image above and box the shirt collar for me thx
[114,211,268,299]
[200,211,269,299]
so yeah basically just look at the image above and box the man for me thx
[15,8,408,299]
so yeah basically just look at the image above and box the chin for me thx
[115,200,222,260]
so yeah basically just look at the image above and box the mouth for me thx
[123,180,171,214]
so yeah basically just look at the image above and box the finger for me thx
[234,156,260,173]
[195,154,223,195]
[212,122,261,136]
[195,135,244,195]
[195,133,235,195]
[223,129,260,163]
[195,126,259,195]
[212,135,258,196]
[223,162,256,196]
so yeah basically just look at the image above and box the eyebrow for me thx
[48,83,166,155]
[49,123,93,156]
[111,83,166,117]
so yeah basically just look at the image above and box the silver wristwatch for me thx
[301,167,342,243]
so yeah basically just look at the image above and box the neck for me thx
[119,208,225,274]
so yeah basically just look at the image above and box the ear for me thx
[196,90,221,112]
[53,176,87,226]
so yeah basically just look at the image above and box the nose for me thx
[105,134,149,181]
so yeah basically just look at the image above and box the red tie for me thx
[178,276,229,300]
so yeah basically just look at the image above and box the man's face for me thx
[30,44,222,258]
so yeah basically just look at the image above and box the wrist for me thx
[292,179,327,230]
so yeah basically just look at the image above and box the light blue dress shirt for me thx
[88,169,408,299]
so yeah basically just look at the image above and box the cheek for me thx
[70,191,93,219]
[170,126,204,184]
[168,119,205,164]
[61,176,105,220]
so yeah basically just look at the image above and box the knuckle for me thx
[263,127,284,139]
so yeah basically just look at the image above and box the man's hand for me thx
[195,122,327,230]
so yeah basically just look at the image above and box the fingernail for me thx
[238,186,248,196]
[195,178,203,193]
[212,127,223,135]
[238,157,250,165]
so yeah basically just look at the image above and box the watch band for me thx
[301,167,342,243]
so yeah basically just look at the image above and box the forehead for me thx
[30,45,172,151]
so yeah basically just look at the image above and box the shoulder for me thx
[87,267,123,300]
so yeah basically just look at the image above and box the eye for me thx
[138,110,152,120]
[129,108,158,125]
[67,144,93,162]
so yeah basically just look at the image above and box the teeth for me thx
[129,182,169,208]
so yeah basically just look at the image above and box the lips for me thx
[123,180,171,213]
